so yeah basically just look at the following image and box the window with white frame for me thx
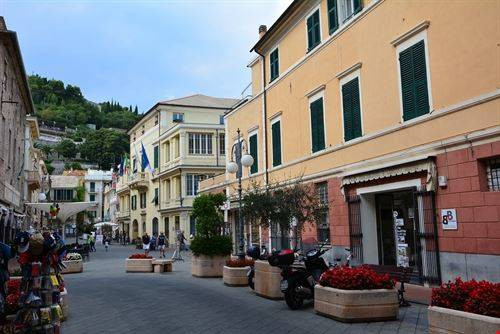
[186,174,210,196]
[338,0,362,24]
[173,113,184,122]
[219,133,225,155]
[188,133,213,155]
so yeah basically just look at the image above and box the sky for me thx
[1,0,292,113]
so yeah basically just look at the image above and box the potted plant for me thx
[223,258,254,286]
[62,252,83,274]
[125,253,154,273]
[315,266,398,322]
[428,277,500,333]
[190,193,232,277]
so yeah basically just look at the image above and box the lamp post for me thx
[226,128,254,259]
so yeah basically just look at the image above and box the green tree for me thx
[134,105,138,115]
[45,162,55,175]
[55,139,77,159]
[79,128,128,169]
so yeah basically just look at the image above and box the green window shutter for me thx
[272,121,281,167]
[327,0,339,34]
[270,49,279,81]
[153,146,159,168]
[310,98,325,153]
[400,40,429,121]
[307,15,314,50]
[353,0,363,14]
[249,134,258,174]
[307,10,320,51]
[342,78,362,142]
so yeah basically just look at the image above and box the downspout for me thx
[255,48,269,189]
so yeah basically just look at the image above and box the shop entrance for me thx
[376,191,417,270]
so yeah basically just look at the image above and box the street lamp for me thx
[227,128,254,259]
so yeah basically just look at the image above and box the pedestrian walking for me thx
[178,230,187,251]
[89,234,96,252]
[104,236,109,252]
[158,232,167,258]
[142,233,151,256]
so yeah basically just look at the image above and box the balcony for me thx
[129,172,149,190]
[116,210,130,220]
[116,175,130,194]
[159,198,181,211]
[25,170,41,190]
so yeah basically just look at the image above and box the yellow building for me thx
[116,94,240,244]
[200,0,500,284]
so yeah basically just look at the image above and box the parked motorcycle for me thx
[246,245,268,290]
[269,244,331,310]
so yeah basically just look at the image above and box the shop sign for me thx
[441,209,457,230]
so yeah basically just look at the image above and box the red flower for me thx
[318,266,395,290]
[129,253,153,259]
[225,258,255,268]
[431,277,500,317]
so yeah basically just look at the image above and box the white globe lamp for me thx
[241,154,254,168]
[227,161,238,174]
[38,192,46,202]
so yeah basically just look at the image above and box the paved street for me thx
[61,245,429,334]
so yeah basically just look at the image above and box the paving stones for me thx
[62,245,429,333]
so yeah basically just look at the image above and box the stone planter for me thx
[314,285,398,322]
[428,306,500,334]
[125,258,154,273]
[254,260,283,300]
[60,287,68,321]
[191,255,228,277]
[61,260,83,274]
[223,266,249,286]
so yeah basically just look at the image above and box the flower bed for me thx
[315,266,398,322]
[126,254,154,272]
[226,258,254,268]
[428,278,500,333]
[129,253,153,259]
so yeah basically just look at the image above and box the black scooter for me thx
[270,244,330,310]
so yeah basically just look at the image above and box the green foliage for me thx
[55,139,77,159]
[190,235,233,257]
[74,186,85,202]
[45,163,55,175]
[79,128,128,169]
[64,162,83,170]
[192,193,227,238]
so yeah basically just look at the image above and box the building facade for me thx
[0,17,38,242]
[84,169,113,222]
[200,0,500,284]
[116,94,239,244]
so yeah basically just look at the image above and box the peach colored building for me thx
[200,0,500,285]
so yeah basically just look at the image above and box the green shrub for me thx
[190,235,232,257]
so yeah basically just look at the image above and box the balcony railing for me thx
[129,172,149,189]
[160,198,181,210]
[116,210,130,219]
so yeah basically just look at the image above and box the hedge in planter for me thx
[315,266,398,322]
[428,277,500,333]
[190,193,232,277]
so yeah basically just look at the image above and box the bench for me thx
[366,264,413,307]
[151,259,173,273]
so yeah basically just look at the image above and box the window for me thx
[131,195,137,210]
[87,211,97,218]
[153,145,159,169]
[338,0,362,24]
[155,115,158,125]
[306,9,321,51]
[53,189,74,201]
[341,77,362,141]
[173,113,184,122]
[140,193,147,209]
[186,174,208,196]
[399,40,430,121]
[153,188,159,205]
[327,0,339,34]
[271,119,282,167]
[219,115,224,125]
[249,133,258,174]
[315,182,329,242]
[90,182,95,192]
[174,216,180,231]
[188,133,213,155]
[486,157,500,191]
[310,97,325,152]
[316,182,328,206]
[270,48,279,82]
[89,194,96,202]
[164,217,169,239]
[219,133,225,155]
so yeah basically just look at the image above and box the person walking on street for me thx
[142,233,151,256]
[158,232,167,258]
[104,236,109,252]
[89,234,96,252]
[178,230,187,251]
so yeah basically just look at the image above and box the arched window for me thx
[152,217,159,236]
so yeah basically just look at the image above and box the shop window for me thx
[486,157,500,191]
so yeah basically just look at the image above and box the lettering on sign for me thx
[441,209,457,230]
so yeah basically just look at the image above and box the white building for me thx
[84,170,113,222]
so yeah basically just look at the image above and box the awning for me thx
[94,222,118,227]
[342,158,436,191]
[25,202,98,223]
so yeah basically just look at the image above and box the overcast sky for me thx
[1,0,291,112]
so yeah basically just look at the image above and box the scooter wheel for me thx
[248,278,254,290]
[284,283,304,310]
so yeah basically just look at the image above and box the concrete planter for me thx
[191,255,228,277]
[428,306,500,334]
[254,260,283,300]
[62,260,83,274]
[314,285,398,322]
[223,266,249,286]
[125,258,154,273]
[60,287,68,321]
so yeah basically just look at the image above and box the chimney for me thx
[259,25,267,39]
[0,17,7,31]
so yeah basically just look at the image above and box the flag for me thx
[119,156,124,176]
[141,142,154,174]
[123,155,130,175]
[133,143,140,173]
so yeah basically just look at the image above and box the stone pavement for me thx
[61,244,429,334]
